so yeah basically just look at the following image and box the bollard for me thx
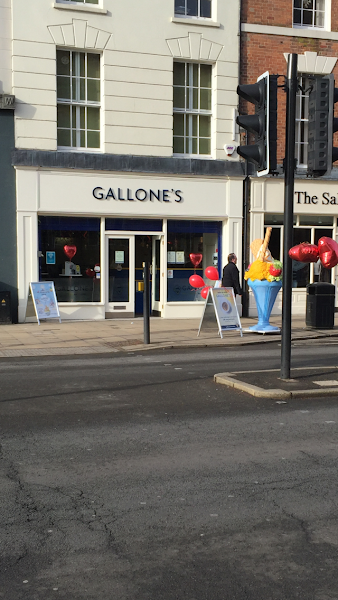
[143,261,150,344]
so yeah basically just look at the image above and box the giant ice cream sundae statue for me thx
[245,227,283,333]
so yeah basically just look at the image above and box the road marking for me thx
[313,380,338,386]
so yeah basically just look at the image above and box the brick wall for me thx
[242,0,338,34]
[240,32,338,162]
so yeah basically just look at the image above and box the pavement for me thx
[0,313,338,357]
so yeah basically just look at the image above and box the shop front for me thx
[250,177,338,316]
[16,167,243,322]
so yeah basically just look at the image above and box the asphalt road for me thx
[1,342,338,600]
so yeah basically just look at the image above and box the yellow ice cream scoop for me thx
[244,260,272,282]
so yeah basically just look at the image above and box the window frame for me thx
[57,49,101,152]
[173,61,213,158]
[174,0,212,19]
[293,0,327,30]
[57,0,100,5]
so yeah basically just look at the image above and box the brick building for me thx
[239,0,338,316]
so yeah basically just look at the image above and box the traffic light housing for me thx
[307,74,338,177]
[236,72,278,177]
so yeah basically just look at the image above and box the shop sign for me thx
[295,191,338,205]
[93,187,183,203]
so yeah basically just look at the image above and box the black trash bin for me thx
[306,282,335,329]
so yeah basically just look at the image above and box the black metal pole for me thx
[281,53,298,380]
[143,261,150,344]
[242,135,250,318]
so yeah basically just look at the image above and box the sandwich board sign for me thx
[25,282,61,325]
[198,287,242,338]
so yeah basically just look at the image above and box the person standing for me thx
[222,253,242,295]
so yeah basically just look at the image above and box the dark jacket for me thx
[222,262,242,295]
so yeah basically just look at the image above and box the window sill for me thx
[52,2,108,15]
[57,147,102,153]
[171,16,220,28]
[173,153,213,159]
[292,24,327,31]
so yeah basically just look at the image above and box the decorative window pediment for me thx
[284,51,337,74]
[166,32,223,62]
[48,19,113,50]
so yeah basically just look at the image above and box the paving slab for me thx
[215,366,338,399]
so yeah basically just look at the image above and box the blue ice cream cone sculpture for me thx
[248,278,282,332]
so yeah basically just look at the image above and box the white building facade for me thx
[0,0,244,322]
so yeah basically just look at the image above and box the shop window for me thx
[57,49,100,150]
[264,216,333,288]
[167,220,221,302]
[173,62,212,156]
[174,0,211,18]
[39,217,101,302]
[293,0,325,28]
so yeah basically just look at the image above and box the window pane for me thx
[79,52,85,77]
[192,137,198,154]
[57,50,70,76]
[315,10,324,26]
[173,86,185,109]
[57,77,70,100]
[167,228,219,302]
[173,136,184,153]
[87,79,100,102]
[293,8,302,23]
[200,64,211,88]
[200,0,211,17]
[264,227,281,260]
[199,115,210,137]
[175,0,186,14]
[87,54,100,79]
[292,229,311,288]
[192,64,199,87]
[199,138,210,154]
[173,62,185,86]
[87,106,100,130]
[200,88,211,110]
[193,87,199,109]
[187,0,198,16]
[294,0,301,7]
[303,10,313,24]
[39,217,101,303]
[173,113,184,136]
[87,130,100,148]
[57,104,70,128]
[57,128,71,147]
[300,216,333,226]
[192,114,198,136]
[80,106,85,129]
[80,130,86,147]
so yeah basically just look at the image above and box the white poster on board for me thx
[198,287,242,338]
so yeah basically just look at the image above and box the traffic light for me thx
[236,71,278,177]
[307,74,338,177]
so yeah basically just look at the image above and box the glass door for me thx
[152,235,162,313]
[107,236,135,315]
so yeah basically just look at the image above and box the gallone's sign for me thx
[295,191,338,205]
[93,187,183,203]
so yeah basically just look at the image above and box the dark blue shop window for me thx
[167,220,222,302]
[106,218,163,231]
[38,216,101,302]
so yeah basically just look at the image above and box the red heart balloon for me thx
[190,253,203,267]
[318,237,338,269]
[64,245,77,260]
[204,266,219,281]
[201,286,212,299]
[189,274,205,289]
[289,242,319,263]
[86,268,95,278]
